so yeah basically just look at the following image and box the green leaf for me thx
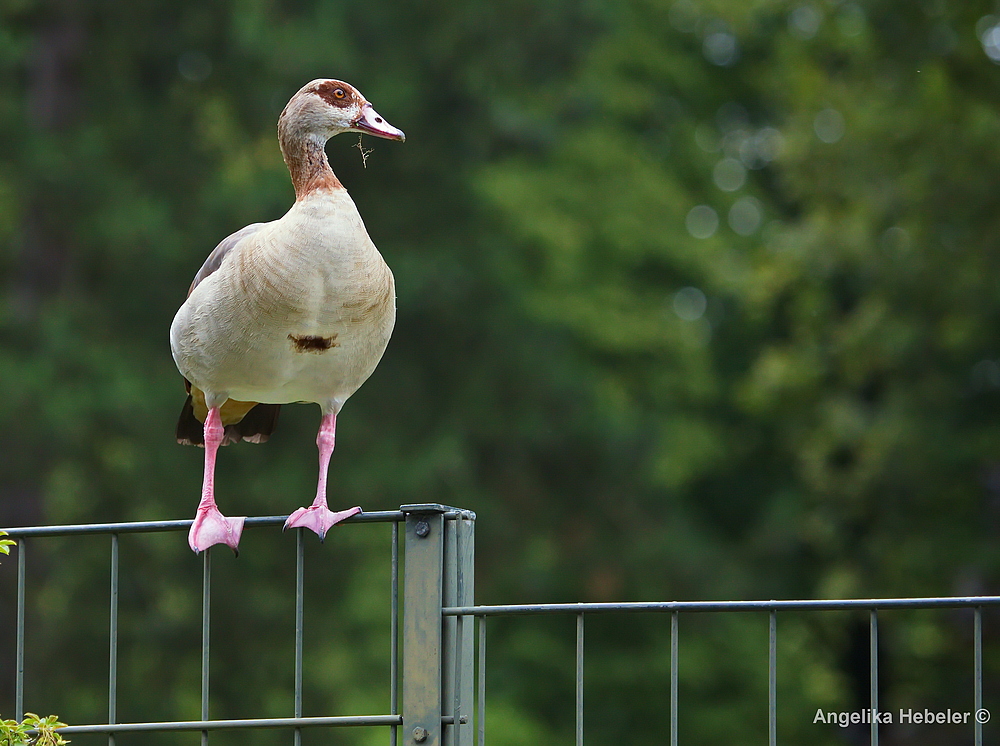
[0,531,14,558]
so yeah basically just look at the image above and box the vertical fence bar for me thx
[576,613,584,746]
[768,610,776,746]
[15,537,25,722]
[201,549,212,746]
[401,505,445,746]
[391,522,400,746]
[477,617,486,746]
[294,528,305,746]
[442,511,475,746]
[870,610,878,746]
[443,516,457,746]
[975,607,983,746]
[454,614,464,746]
[109,534,120,746]
[670,611,678,746]
[457,514,475,745]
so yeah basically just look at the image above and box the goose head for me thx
[278,79,405,145]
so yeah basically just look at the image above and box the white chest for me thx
[170,190,396,406]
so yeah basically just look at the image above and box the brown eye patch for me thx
[314,81,354,108]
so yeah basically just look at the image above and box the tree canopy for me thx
[2,0,1000,743]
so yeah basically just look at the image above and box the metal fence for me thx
[3,503,998,746]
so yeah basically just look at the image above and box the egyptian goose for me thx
[170,79,404,554]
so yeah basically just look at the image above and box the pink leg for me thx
[283,412,361,540]
[188,406,245,554]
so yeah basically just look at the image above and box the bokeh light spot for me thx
[789,5,822,39]
[686,205,719,239]
[673,287,708,321]
[713,158,747,192]
[814,108,845,143]
[729,196,763,235]
[980,20,1000,63]
[704,31,739,67]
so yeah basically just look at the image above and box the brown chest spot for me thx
[289,333,339,352]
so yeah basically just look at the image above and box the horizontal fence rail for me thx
[3,508,994,746]
[443,597,1000,614]
[445,597,996,746]
[54,715,406,735]
[1,510,409,537]
[48,715,476,736]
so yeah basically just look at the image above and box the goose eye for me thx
[334,88,346,99]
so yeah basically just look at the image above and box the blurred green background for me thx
[3,0,1000,743]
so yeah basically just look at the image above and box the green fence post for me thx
[402,505,446,746]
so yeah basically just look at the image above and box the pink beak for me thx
[353,103,405,141]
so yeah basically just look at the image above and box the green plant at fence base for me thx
[0,541,68,746]
[0,531,13,561]
[0,714,69,746]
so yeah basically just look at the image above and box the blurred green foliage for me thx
[2,0,1000,743]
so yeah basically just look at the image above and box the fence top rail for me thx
[0,504,475,538]
[444,596,1000,616]
[0,512,402,537]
